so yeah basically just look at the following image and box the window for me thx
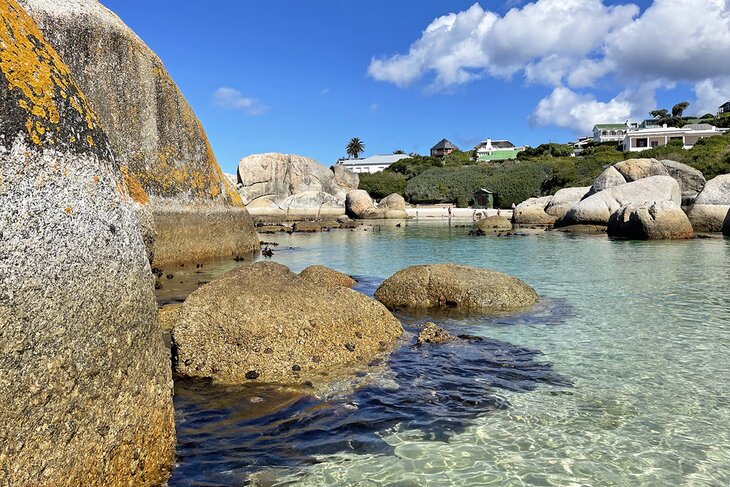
[635,138,648,148]
[651,141,659,148]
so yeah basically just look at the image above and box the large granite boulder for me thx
[659,160,706,205]
[607,201,693,240]
[374,264,538,312]
[0,3,174,484]
[545,186,591,218]
[332,164,359,190]
[512,196,555,225]
[474,216,513,232]
[686,174,730,232]
[559,176,681,227]
[238,153,348,217]
[588,166,627,195]
[378,193,408,218]
[346,189,376,218]
[172,262,402,385]
[19,0,259,268]
[614,158,668,182]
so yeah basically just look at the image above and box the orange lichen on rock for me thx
[0,0,99,147]
[120,165,149,205]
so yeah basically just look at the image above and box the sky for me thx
[102,0,730,174]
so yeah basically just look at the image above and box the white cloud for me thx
[212,87,268,115]
[367,0,730,132]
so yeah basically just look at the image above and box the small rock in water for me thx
[416,322,454,347]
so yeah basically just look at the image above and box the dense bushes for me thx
[638,132,730,179]
[358,171,407,200]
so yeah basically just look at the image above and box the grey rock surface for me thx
[559,176,681,226]
[659,160,706,205]
[545,186,591,218]
[687,174,730,232]
[607,201,693,240]
[588,166,627,196]
[474,216,513,232]
[0,4,174,484]
[614,158,668,182]
[512,196,555,225]
[332,164,360,190]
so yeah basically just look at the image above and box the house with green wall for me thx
[475,139,524,161]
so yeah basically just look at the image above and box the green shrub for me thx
[358,171,407,199]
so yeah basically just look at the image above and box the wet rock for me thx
[415,323,454,346]
[686,174,730,232]
[559,176,681,227]
[19,0,259,268]
[473,216,513,232]
[614,158,668,182]
[299,265,356,289]
[292,221,324,233]
[545,187,591,218]
[723,208,730,237]
[552,224,607,234]
[172,262,402,385]
[374,264,538,312]
[0,3,174,484]
[257,225,290,234]
[512,196,555,225]
[159,304,182,332]
[659,160,706,205]
[608,201,693,240]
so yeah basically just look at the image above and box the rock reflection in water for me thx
[170,316,571,486]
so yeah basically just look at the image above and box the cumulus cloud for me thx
[212,87,268,115]
[368,0,730,131]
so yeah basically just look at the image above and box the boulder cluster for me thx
[346,190,409,219]
[512,158,730,239]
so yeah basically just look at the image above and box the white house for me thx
[337,153,411,173]
[474,139,525,161]
[593,123,630,143]
[622,124,727,152]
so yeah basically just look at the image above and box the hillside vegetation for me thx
[358,133,730,207]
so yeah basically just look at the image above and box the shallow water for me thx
[167,221,730,486]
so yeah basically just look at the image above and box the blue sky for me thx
[102,0,729,174]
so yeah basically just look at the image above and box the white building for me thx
[474,139,525,161]
[337,153,411,173]
[622,124,727,152]
[593,123,630,143]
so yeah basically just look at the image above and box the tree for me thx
[346,137,365,159]
[672,102,690,118]
[650,109,669,119]
[393,149,405,154]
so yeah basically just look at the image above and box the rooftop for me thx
[431,138,459,151]
[339,153,411,166]
[594,123,628,130]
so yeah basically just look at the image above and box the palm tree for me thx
[346,137,365,159]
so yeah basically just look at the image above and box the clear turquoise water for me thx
[171,221,730,486]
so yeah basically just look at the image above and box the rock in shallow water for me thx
[374,264,538,312]
[474,216,512,232]
[0,2,175,483]
[172,262,403,385]
[686,174,730,232]
[607,201,693,240]
[415,323,454,346]
[299,265,356,288]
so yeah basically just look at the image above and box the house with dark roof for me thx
[475,139,525,161]
[719,101,730,115]
[430,138,459,157]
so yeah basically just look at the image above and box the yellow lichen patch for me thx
[64,206,72,215]
[86,135,94,146]
[0,0,100,145]
[120,165,149,205]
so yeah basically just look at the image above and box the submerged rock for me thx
[172,262,402,385]
[512,196,555,225]
[0,3,174,484]
[474,216,513,232]
[607,201,693,240]
[686,174,730,232]
[415,323,455,346]
[19,0,259,268]
[559,176,681,227]
[553,224,607,234]
[374,264,538,312]
[299,265,356,289]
